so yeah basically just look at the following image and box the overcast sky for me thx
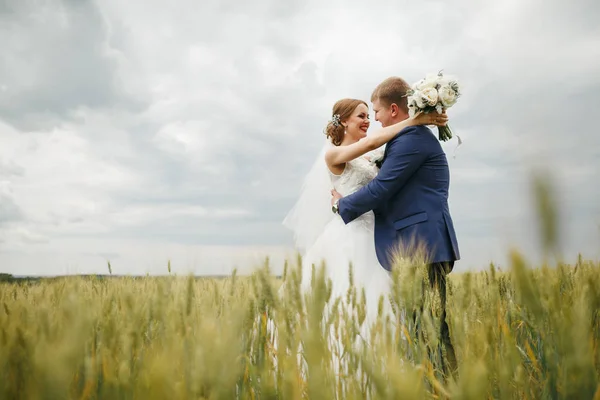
[1,0,599,276]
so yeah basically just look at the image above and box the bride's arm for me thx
[325,111,446,168]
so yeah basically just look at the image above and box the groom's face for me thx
[372,99,394,127]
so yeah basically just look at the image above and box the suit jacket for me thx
[338,125,460,270]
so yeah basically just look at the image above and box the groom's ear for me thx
[390,103,399,117]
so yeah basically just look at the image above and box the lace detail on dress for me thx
[331,156,378,227]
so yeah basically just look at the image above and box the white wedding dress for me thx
[275,145,400,382]
[298,154,394,329]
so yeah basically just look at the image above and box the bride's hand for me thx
[411,111,448,127]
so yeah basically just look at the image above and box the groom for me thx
[330,76,460,377]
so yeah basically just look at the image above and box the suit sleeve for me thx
[338,127,428,224]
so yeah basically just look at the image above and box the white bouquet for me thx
[407,70,461,142]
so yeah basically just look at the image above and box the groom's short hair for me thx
[371,77,410,113]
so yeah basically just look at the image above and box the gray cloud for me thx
[0,160,25,178]
[0,193,22,226]
[0,0,145,131]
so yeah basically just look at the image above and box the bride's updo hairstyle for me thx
[324,98,368,146]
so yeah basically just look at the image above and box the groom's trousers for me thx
[413,261,458,379]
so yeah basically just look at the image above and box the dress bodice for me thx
[330,156,378,197]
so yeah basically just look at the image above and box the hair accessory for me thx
[331,114,341,127]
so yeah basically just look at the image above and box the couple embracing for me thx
[284,76,461,377]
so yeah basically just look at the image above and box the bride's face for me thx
[344,104,370,140]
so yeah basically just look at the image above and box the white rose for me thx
[421,87,439,106]
[419,77,438,90]
[412,92,426,108]
[438,85,458,107]
[436,77,449,88]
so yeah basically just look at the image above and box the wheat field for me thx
[0,249,599,400]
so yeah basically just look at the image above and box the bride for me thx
[283,98,447,336]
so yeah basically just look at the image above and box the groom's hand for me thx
[330,189,342,207]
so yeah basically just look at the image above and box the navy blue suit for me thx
[338,124,460,270]
[338,124,461,376]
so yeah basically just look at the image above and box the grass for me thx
[1,173,598,399]
[0,252,599,399]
